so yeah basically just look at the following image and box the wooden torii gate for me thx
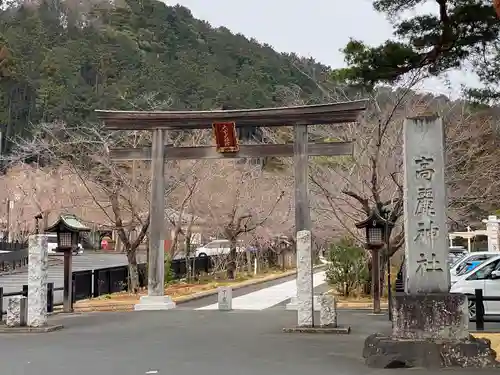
[96,100,367,318]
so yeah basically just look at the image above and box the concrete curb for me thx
[74,265,325,312]
[86,251,127,255]
[337,304,389,309]
[283,326,351,334]
[0,324,64,334]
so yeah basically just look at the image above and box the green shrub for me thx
[325,237,368,297]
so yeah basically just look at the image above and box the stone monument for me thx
[319,293,337,328]
[217,286,232,311]
[363,115,498,368]
[296,230,313,327]
[285,295,320,311]
[482,215,500,252]
[27,234,48,327]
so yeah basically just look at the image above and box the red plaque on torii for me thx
[212,122,239,153]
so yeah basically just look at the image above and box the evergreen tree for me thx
[335,0,500,102]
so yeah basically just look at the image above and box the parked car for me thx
[450,251,499,284]
[395,247,472,292]
[448,246,467,266]
[47,233,58,254]
[194,240,244,257]
[450,254,500,319]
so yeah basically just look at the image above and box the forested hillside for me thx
[2,0,499,238]
[0,0,329,154]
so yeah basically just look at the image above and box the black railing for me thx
[171,256,211,279]
[0,247,29,273]
[469,288,500,331]
[0,282,63,316]
[0,241,28,251]
[1,255,214,315]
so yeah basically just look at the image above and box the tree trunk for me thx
[245,249,252,273]
[227,238,237,279]
[170,227,181,259]
[126,247,139,293]
[379,250,388,296]
[146,236,150,268]
[184,234,192,281]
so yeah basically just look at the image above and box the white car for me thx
[448,246,467,265]
[450,251,500,284]
[194,240,244,257]
[47,233,59,254]
[450,254,500,319]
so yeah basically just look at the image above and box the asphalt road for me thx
[182,268,500,331]
[0,309,497,375]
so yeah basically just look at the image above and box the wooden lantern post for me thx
[46,215,90,312]
[356,210,393,315]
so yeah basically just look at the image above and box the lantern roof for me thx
[355,210,393,229]
[45,214,91,233]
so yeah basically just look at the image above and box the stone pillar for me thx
[27,234,48,327]
[134,129,175,311]
[6,296,27,327]
[296,230,313,327]
[403,116,450,294]
[400,116,461,336]
[319,294,337,328]
[217,286,232,311]
[149,129,166,296]
[285,295,320,311]
[482,215,500,252]
[363,116,498,368]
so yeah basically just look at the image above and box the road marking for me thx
[196,271,326,310]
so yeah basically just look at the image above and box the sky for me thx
[167,0,481,99]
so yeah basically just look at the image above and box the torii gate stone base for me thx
[97,101,367,323]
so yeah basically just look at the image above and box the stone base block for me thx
[392,293,469,340]
[285,296,320,311]
[363,333,499,368]
[319,293,337,327]
[134,295,176,311]
[283,326,350,334]
[0,324,63,334]
[6,296,27,327]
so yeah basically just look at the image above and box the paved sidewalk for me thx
[0,309,497,375]
[197,271,326,310]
